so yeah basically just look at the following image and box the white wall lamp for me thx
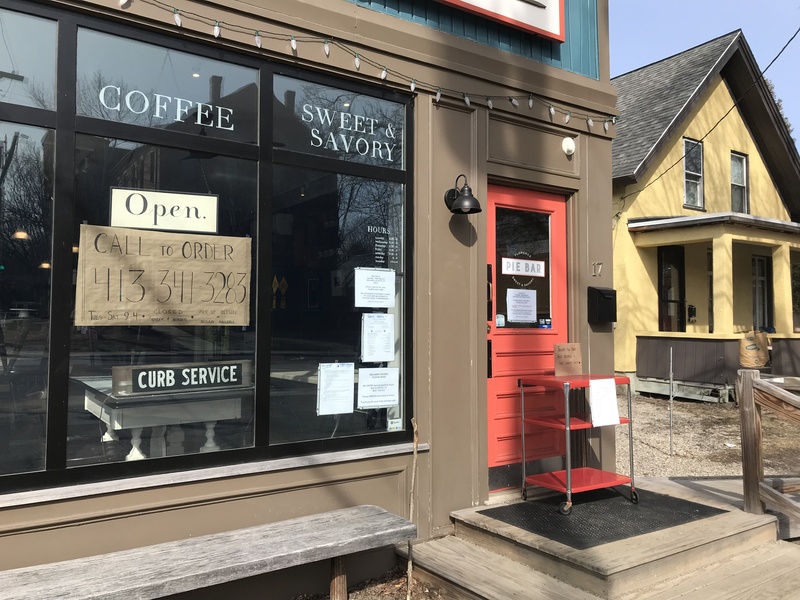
[443,174,482,214]
[562,137,576,157]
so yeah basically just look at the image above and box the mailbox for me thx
[587,286,617,324]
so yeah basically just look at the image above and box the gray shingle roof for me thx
[611,31,740,181]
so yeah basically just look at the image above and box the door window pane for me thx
[273,75,405,169]
[67,134,257,466]
[494,208,552,329]
[0,9,57,110]
[270,165,405,444]
[77,28,259,143]
[0,123,54,474]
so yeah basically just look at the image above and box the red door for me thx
[486,186,568,491]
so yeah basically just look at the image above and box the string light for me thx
[116,0,617,129]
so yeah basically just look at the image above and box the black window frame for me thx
[0,0,414,492]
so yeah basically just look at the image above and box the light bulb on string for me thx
[380,67,388,80]
[254,31,262,48]
[509,97,519,108]
[564,112,571,124]
[486,97,493,110]
[323,39,330,57]
[354,54,361,70]
[549,105,555,119]
[410,80,416,92]
[291,36,297,52]
[173,9,182,27]
[213,21,221,38]
[528,94,534,109]
[587,117,594,129]
[463,94,471,107]
[119,0,132,8]
[603,120,609,132]
[435,88,442,103]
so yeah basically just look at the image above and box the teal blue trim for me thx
[346,0,599,79]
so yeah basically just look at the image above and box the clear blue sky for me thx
[609,0,800,138]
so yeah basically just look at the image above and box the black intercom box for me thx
[587,286,617,323]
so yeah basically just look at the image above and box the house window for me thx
[731,153,748,213]
[752,256,772,331]
[683,139,703,209]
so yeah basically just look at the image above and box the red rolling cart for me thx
[518,374,636,514]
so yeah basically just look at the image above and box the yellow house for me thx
[611,31,800,401]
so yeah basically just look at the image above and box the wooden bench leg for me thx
[330,556,347,600]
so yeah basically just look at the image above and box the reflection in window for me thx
[495,208,552,329]
[66,135,258,466]
[0,123,54,475]
[684,139,703,209]
[76,28,259,143]
[270,165,405,444]
[274,74,404,169]
[0,9,57,110]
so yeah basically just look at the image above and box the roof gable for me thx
[611,31,800,220]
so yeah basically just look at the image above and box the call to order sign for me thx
[74,224,251,327]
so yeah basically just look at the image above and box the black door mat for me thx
[477,487,727,549]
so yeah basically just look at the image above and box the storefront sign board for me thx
[74,224,251,326]
[435,0,565,42]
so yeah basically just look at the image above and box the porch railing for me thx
[738,369,800,519]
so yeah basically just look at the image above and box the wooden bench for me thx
[0,504,416,600]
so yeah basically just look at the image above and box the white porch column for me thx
[772,244,793,333]
[712,234,734,334]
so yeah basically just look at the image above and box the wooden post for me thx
[738,369,764,514]
[330,556,347,600]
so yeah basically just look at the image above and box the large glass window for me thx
[658,246,686,332]
[0,8,57,110]
[684,139,703,209]
[77,28,259,144]
[0,6,411,488]
[0,122,54,475]
[270,165,405,443]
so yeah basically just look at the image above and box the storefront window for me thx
[274,75,404,170]
[0,8,57,110]
[66,135,257,465]
[77,28,259,144]
[0,123,54,475]
[270,165,405,444]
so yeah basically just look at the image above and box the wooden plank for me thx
[0,505,416,600]
[753,379,800,426]
[760,482,800,522]
[739,370,765,514]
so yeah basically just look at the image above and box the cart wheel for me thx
[558,501,572,515]
[630,490,639,504]
[522,488,528,501]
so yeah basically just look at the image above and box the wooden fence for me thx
[738,369,800,519]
